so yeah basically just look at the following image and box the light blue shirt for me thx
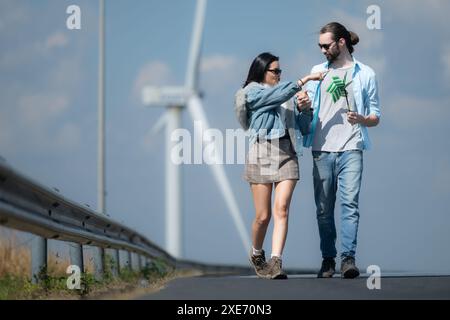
[303,57,381,150]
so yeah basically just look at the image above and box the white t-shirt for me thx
[312,65,363,152]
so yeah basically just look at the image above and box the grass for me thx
[0,227,177,300]
[0,229,31,278]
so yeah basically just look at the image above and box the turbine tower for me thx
[142,0,251,259]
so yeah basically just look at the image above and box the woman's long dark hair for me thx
[243,52,279,88]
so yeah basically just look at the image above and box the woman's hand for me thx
[298,71,327,87]
[296,91,311,111]
[309,72,326,81]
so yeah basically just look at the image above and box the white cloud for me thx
[132,56,241,102]
[45,32,69,51]
[200,54,237,73]
[132,61,175,101]
[0,5,86,154]
[0,91,83,154]
[200,54,244,95]
[0,31,71,69]
[18,94,69,127]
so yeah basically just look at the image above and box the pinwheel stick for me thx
[344,79,354,112]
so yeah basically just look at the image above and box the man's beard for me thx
[325,48,341,63]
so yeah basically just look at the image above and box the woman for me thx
[235,52,324,279]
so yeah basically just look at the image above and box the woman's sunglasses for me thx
[267,68,282,75]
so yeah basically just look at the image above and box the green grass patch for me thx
[0,255,173,300]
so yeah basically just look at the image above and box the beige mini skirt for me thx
[243,135,299,184]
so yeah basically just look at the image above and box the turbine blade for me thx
[143,113,169,151]
[187,95,251,254]
[151,112,169,136]
[185,0,208,91]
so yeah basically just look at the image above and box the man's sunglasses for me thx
[318,41,336,50]
[267,68,282,75]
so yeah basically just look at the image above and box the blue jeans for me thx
[312,150,363,259]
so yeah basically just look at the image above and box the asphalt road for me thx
[138,274,450,300]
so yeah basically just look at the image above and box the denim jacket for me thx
[234,81,312,157]
[303,57,381,150]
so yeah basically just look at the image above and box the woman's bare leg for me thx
[250,183,273,251]
[271,180,297,257]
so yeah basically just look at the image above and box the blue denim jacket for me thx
[303,57,381,150]
[235,81,311,156]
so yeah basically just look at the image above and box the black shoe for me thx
[340,256,360,279]
[317,257,335,278]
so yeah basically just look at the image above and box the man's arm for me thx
[348,71,380,127]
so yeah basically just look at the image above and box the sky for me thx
[1,0,450,274]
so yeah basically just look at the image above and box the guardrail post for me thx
[118,250,132,272]
[31,236,47,284]
[129,251,134,271]
[92,247,104,280]
[128,251,139,271]
[131,252,139,272]
[137,253,142,271]
[138,254,144,271]
[143,255,148,269]
[117,249,123,272]
[104,248,119,277]
[69,243,84,274]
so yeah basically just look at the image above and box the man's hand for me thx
[296,91,311,112]
[347,111,364,125]
[347,112,380,127]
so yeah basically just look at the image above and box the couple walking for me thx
[234,22,381,279]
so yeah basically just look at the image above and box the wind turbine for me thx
[142,0,251,259]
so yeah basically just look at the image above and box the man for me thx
[297,22,381,278]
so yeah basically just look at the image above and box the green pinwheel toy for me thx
[326,71,354,111]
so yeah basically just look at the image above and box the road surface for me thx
[139,273,450,300]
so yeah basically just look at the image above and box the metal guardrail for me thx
[0,157,258,284]
[0,159,171,255]
[0,157,181,282]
